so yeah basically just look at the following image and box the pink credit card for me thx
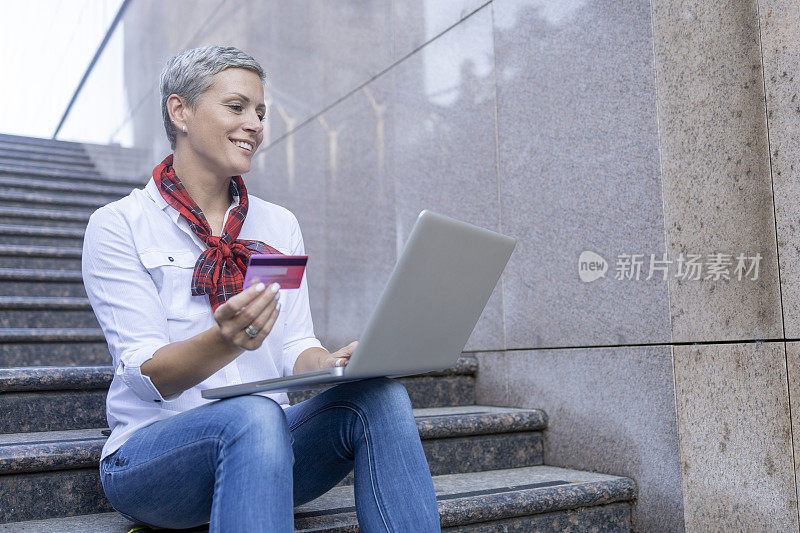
[243,254,308,290]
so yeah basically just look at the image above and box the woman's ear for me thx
[166,93,189,131]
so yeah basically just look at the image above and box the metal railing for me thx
[52,0,131,139]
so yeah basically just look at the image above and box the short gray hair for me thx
[159,46,266,150]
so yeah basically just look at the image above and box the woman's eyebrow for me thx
[223,92,267,111]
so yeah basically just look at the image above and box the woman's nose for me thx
[244,110,264,133]
[245,121,263,135]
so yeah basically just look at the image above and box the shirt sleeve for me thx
[281,213,325,376]
[81,206,179,403]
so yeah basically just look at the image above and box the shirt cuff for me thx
[283,337,325,376]
[117,342,181,403]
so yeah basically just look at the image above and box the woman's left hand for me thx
[320,340,358,369]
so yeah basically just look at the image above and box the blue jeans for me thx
[99,377,440,532]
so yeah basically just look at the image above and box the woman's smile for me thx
[231,139,255,154]
[230,138,255,154]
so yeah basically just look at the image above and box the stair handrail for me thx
[52,0,131,140]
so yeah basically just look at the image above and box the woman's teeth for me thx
[231,140,253,151]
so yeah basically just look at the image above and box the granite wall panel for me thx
[506,344,684,532]
[759,0,800,338]
[651,0,782,343]
[257,4,502,351]
[256,120,331,344]
[674,342,797,531]
[389,4,502,351]
[474,351,508,406]
[393,0,489,56]
[757,5,800,526]
[786,341,800,527]
[493,0,669,349]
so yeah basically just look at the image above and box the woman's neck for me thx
[171,149,233,219]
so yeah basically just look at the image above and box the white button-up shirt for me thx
[81,177,325,461]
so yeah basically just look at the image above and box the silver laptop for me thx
[202,210,517,400]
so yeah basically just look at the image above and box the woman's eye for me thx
[229,105,265,121]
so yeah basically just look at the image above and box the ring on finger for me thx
[244,324,259,338]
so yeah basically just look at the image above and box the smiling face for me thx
[174,67,266,178]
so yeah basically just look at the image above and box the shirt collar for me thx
[145,177,241,218]
[145,177,168,211]
[144,177,242,251]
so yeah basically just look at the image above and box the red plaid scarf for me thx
[153,153,282,312]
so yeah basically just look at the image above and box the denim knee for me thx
[212,395,293,458]
[348,377,413,413]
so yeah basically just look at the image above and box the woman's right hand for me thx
[213,282,281,351]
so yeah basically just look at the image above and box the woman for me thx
[82,45,440,532]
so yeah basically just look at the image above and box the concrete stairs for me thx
[0,134,636,531]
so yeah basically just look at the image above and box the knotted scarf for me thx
[153,153,282,312]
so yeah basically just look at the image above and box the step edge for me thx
[292,474,637,530]
[0,166,145,186]
[0,366,113,392]
[0,183,133,199]
[0,476,635,529]
[0,418,547,473]
[0,358,481,392]
[0,224,86,237]
[437,477,637,529]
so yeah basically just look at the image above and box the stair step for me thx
[0,133,139,152]
[0,296,96,328]
[0,161,103,180]
[0,407,548,524]
[0,466,635,530]
[0,328,103,341]
[0,149,101,168]
[0,428,108,474]
[295,466,635,532]
[0,188,121,211]
[336,404,547,487]
[0,224,85,247]
[0,405,545,472]
[0,244,82,270]
[0,135,143,165]
[0,175,136,197]
[0,225,85,239]
[0,404,546,523]
[0,148,144,178]
[0,144,96,161]
[0,340,460,374]
[0,268,86,297]
[0,329,108,367]
[0,158,101,175]
[0,206,91,228]
[288,356,477,408]
[0,358,474,391]
[0,163,143,188]
[0,360,478,432]
[0,133,95,153]
[0,365,112,392]
[0,140,91,160]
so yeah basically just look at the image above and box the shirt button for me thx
[168,256,174,262]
